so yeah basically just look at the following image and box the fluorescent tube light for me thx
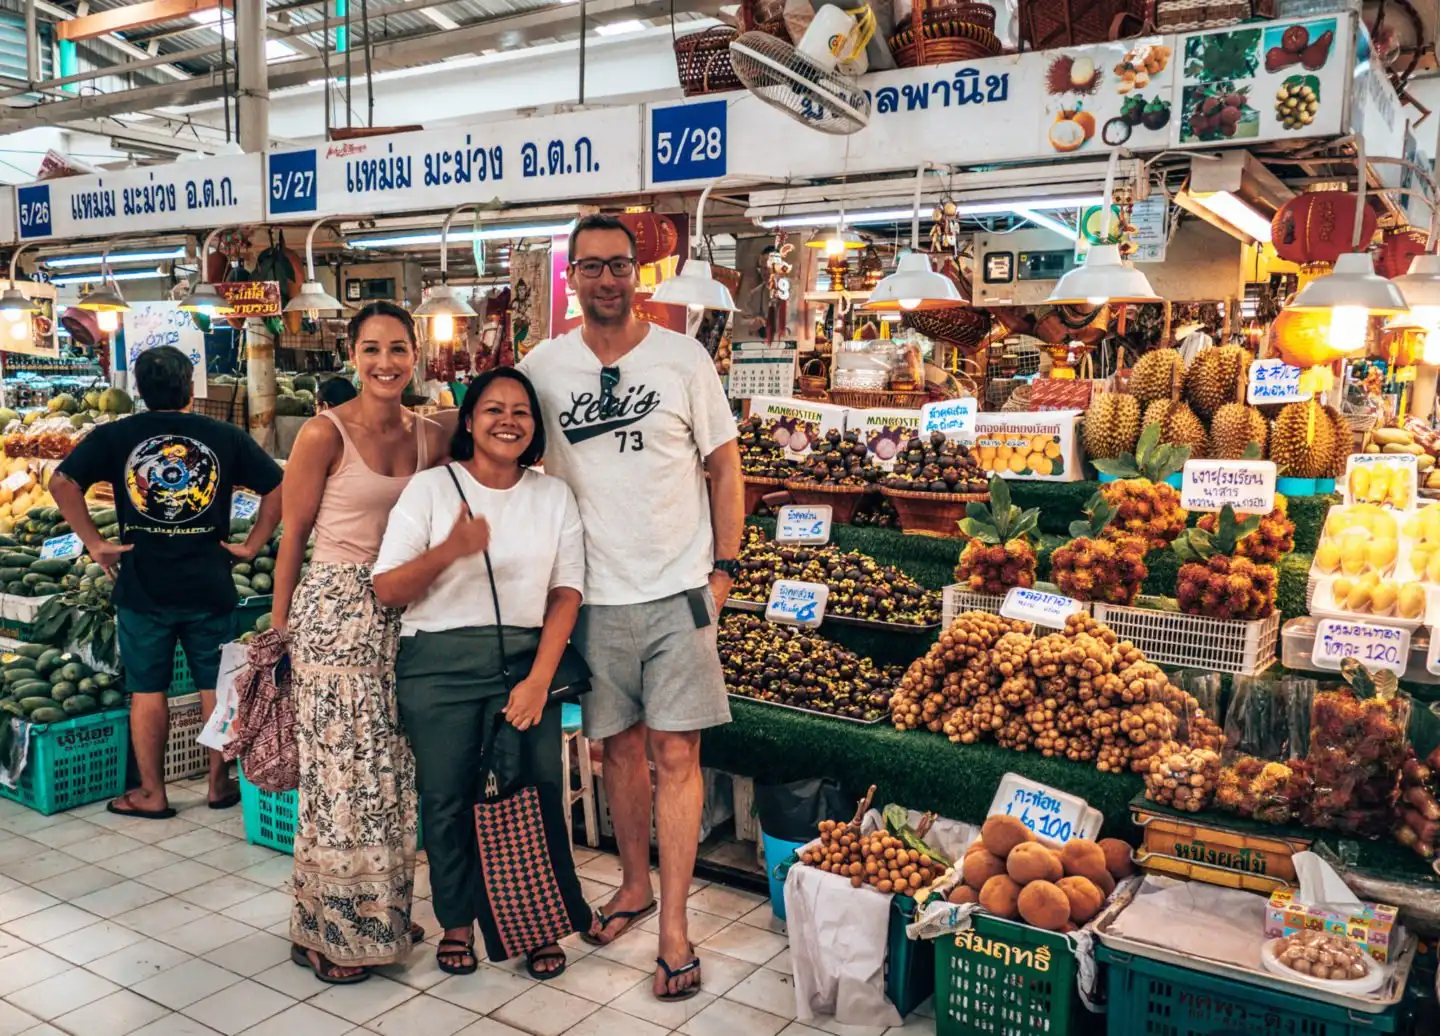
[1190,190,1272,243]
[44,248,185,268]
[760,195,1104,229]
[50,267,167,285]
[347,222,575,248]
[1014,208,1078,241]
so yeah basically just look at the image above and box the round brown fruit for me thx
[979,875,1022,919]
[948,885,977,906]
[1017,880,1071,931]
[1056,876,1104,925]
[981,815,1033,858]
[963,850,1007,892]
[1008,842,1064,885]
[1099,838,1135,879]
[1060,839,1109,882]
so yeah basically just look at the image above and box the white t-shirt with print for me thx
[373,465,585,635]
[518,324,738,606]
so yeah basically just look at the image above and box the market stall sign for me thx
[1000,587,1083,628]
[1342,453,1417,512]
[265,108,643,219]
[1247,359,1311,404]
[231,491,260,522]
[216,281,282,319]
[776,504,832,545]
[920,398,977,441]
[119,303,207,401]
[39,532,82,561]
[1180,459,1276,513]
[969,411,1082,482]
[987,773,1098,846]
[1312,618,1410,676]
[765,579,829,628]
[849,408,921,470]
[17,154,264,240]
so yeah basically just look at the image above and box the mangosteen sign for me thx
[776,505,832,546]
[765,580,829,629]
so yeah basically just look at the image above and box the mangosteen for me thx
[929,479,950,493]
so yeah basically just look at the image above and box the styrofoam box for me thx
[1308,576,1432,631]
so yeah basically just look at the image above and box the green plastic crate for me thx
[886,894,934,1017]
[937,913,1089,1036]
[0,708,129,815]
[1097,944,1399,1035]
[241,767,422,855]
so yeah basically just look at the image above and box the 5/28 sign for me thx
[649,100,726,185]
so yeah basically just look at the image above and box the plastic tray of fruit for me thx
[1308,576,1430,630]
[1282,616,1440,684]
[1310,503,1407,582]
[724,594,941,632]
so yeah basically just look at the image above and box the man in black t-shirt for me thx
[54,346,283,819]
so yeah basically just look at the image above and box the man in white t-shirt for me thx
[518,215,743,1002]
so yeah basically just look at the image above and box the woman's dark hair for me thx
[451,367,546,468]
[568,213,637,260]
[347,299,416,348]
[318,377,358,409]
[134,345,194,411]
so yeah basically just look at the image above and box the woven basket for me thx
[797,358,830,399]
[743,476,785,515]
[674,26,741,97]
[903,307,992,348]
[890,0,1001,67]
[1020,0,1149,49]
[882,486,988,537]
[784,481,871,525]
[1155,0,1255,31]
[827,388,931,409]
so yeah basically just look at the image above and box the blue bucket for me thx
[1277,477,1318,497]
[761,827,808,920]
[1314,478,1337,495]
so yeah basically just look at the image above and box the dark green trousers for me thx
[395,626,565,931]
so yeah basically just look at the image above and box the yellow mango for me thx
[1340,539,1369,576]
[1351,467,1372,501]
[1400,582,1428,620]
[1333,578,1355,605]
[1426,551,1440,585]
[1415,545,1434,578]
[1346,582,1375,612]
[1360,571,1382,589]
[1368,537,1399,570]
[1373,581,1399,614]
[1316,542,1341,574]
[1375,512,1399,541]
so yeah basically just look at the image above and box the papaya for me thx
[26,580,58,596]
[62,695,96,716]
[235,586,257,598]
[58,662,89,682]
[77,677,95,694]
[18,696,59,714]
[231,563,253,577]
[49,682,76,702]
[3,668,37,685]
[28,559,75,578]
[12,644,45,659]
[35,649,61,675]
[0,568,27,583]
[232,573,252,588]
[88,508,117,526]
[11,681,51,699]
[0,552,35,568]
[99,689,124,708]
[0,700,23,718]
[250,573,273,593]
[27,707,65,724]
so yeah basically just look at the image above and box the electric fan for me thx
[729,7,872,136]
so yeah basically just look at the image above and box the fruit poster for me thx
[1176,15,1344,147]
[746,396,849,462]
[1041,38,1176,157]
[969,411,1083,482]
[844,408,922,471]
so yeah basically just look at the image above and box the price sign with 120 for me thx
[40,533,83,561]
[649,100,726,185]
[231,491,261,522]
[1313,619,1410,676]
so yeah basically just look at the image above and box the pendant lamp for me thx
[285,219,345,316]
[178,228,236,316]
[413,204,480,343]
[651,179,746,312]
[862,163,966,312]
[1046,151,1159,305]
[75,246,133,317]
[0,245,38,322]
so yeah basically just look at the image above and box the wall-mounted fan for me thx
[729,6,874,135]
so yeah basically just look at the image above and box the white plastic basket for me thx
[1090,596,1280,676]
[164,693,209,783]
[941,585,1080,635]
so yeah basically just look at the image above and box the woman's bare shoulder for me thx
[421,409,458,467]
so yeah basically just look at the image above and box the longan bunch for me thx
[890,612,1026,731]
[802,820,939,893]
[1144,744,1221,811]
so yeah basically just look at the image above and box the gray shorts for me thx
[572,589,731,740]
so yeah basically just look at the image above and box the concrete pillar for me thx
[246,318,277,453]
[235,0,268,153]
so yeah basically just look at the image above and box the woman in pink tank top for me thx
[271,301,451,984]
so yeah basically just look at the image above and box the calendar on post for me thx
[728,341,798,401]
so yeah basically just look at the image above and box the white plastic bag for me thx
[198,641,248,751]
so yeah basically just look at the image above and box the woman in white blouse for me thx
[373,367,588,981]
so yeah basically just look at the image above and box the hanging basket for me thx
[890,0,1002,68]
[902,307,992,349]
[1019,0,1149,49]
[674,26,742,97]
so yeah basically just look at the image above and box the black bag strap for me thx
[444,464,513,688]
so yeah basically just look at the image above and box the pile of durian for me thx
[1082,344,1347,479]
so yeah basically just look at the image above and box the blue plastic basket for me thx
[0,709,130,815]
[1097,943,1399,1035]
[761,827,807,920]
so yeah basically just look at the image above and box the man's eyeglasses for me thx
[599,366,621,413]
[572,257,636,279]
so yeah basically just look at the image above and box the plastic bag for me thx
[1215,674,1311,825]
[1301,684,1411,837]
[756,778,850,843]
[198,641,248,751]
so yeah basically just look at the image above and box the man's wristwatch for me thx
[713,559,740,579]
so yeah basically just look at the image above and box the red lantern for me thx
[618,212,679,266]
[1373,228,1428,280]
[1270,192,1380,267]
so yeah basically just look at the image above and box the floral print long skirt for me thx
[289,562,417,967]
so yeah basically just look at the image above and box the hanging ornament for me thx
[1270,188,1380,270]
[929,197,961,255]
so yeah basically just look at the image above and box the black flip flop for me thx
[526,947,567,981]
[290,944,371,985]
[436,938,477,976]
[580,900,657,946]
[107,793,176,821]
[207,792,241,810]
[409,923,425,945]
[655,952,702,1002]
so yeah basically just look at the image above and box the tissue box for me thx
[1264,889,1399,963]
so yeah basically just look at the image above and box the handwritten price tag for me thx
[1247,359,1311,404]
[987,774,1097,846]
[776,505,832,545]
[1,470,29,493]
[1181,459,1276,513]
[920,398,977,440]
[39,533,82,561]
[1000,587,1083,628]
[765,580,829,628]
[1313,619,1410,676]
[231,491,260,522]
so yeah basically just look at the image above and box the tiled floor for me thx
[0,779,935,1036]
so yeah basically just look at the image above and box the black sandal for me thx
[409,923,425,945]
[436,938,478,976]
[655,951,702,1002]
[580,900,657,946]
[526,946,567,981]
[290,944,371,985]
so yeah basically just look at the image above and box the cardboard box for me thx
[844,408,922,470]
[747,397,849,462]
[1264,889,1399,963]
[970,411,1083,481]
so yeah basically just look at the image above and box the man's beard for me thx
[582,294,633,327]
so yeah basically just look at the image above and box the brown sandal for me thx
[290,944,371,985]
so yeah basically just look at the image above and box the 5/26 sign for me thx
[17,184,51,239]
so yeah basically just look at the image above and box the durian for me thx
[1128,348,1183,405]
[1143,399,1209,459]
[1271,400,1338,478]
[1082,392,1142,460]
[1324,406,1352,478]
[1210,402,1269,460]
[1184,344,1254,420]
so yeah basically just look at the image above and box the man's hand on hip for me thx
[707,569,733,613]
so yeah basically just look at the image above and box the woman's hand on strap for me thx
[503,674,548,732]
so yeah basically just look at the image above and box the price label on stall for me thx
[987,774,1099,846]
[1312,619,1410,676]
[39,533,83,561]
[765,580,829,628]
[776,504,832,545]
[649,99,726,185]
[1181,459,1276,514]
[1247,359,1311,404]
[1000,587,1083,628]
[920,398,977,440]
[231,491,261,522]
[1,471,29,493]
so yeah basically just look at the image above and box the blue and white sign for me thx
[1313,618,1410,676]
[16,155,264,240]
[1247,359,1311,404]
[776,504,832,545]
[231,491,261,523]
[765,579,829,628]
[266,108,643,220]
[987,774,1098,846]
[39,533,82,561]
[921,398,977,440]
[650,99,726,185]
[1000,587,1083,628]
[1181,459,1276,514]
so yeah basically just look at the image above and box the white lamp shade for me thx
[178,281,234,315]
[1045,244,1161,305]
[0,287,38,318]
[284,280,344,314]
[414,285,478,319]
[1393,253,1440,311]
[1289,251,1408,314]
[862,251,965,311]
[75,284,130,312]
[650,260,738,311]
